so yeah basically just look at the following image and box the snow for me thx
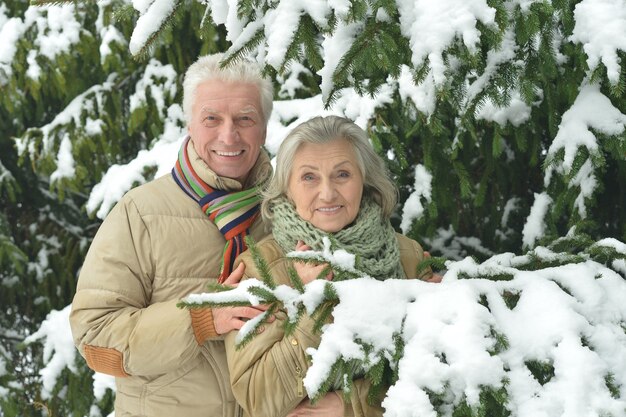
[24,305,77,400]
[264,1,329,68]
[86,104,185,219]
[184,243,626,416]
[546,82,626,176]
[570,0,626,85]
[400,164,433,234]
[397,0,496,86]
[475,90,532,127]
[398,65,437,118]
[50,134,76,183]
[29,5,81,61]
[128,59,178,115]
[318,19,363,103]
[129,0,176,55]
[522,192,552,249]
[0,16,26,84]
[424,225,494,260]
[15,75,118,160]
[544,82,626,219]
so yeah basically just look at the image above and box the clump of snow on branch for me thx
[397,0,496,86]
[24,305,77,399]
[0,4,83,84]
[86,104,186,219]
[14,75,119,183]
[184,239,626,416]
[570,0,626,85]
[424,225,495,261]
[129,0,177,56]
[522,192,552,249]
[400,164,433,234]
[129,59,178,116]
[546,82,626,175]
[544,82,626,218]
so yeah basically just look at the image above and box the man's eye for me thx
[238,116,256,126]
[203,116,220,126]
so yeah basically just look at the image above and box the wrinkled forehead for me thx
[198,104,261,115]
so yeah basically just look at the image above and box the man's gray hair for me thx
[182,53,274,125]
[262,115,398,220]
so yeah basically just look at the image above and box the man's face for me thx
[188,80,266,183]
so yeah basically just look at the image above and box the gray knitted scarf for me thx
[271,196,405,280]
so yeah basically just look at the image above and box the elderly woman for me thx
[225,115,435,417]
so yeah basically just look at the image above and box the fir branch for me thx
[131,0,184,59]
[283,305,305,337]
[222,26,266,69]
[287,265,305,293]
[245,236,277,289]
[287,253,360,281]
[416,256,447,276]
[311,301,335,334]
[206,282,234,293]
[247,285,278,303]
[234,305,280,349]
[525,359,555,386]
[176,299,253,309]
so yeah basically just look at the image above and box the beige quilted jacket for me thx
[70,142,271,417]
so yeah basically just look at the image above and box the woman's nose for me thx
[319,180,337,201]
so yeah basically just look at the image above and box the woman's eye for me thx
[302,174,315,181]
[338,171,351,178]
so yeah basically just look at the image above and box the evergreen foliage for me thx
[180,231,625,415]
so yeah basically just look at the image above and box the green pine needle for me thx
[245,236,277,289]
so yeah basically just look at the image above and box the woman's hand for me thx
[286,392,343,417]
[294,240,334,284]
[422,251,443,283]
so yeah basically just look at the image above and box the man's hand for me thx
[212,263,275,335]
[294,240,333,284]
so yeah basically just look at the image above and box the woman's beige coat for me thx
[70,142,271,417]
[226,234,430,417]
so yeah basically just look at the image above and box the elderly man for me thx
[70,54,273,417]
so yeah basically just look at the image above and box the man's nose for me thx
[219,119,239,143]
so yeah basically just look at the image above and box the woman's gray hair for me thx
[182,53,274,125]
[262,115,398,220]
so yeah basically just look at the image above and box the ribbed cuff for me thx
[84,345,129,377]
[190,308,218,345]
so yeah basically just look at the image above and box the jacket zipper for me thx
[295,365,304,397]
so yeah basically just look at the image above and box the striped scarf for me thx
[172,137,261,283]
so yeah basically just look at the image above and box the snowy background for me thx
[2,0,626,416]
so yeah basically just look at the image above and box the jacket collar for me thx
[186,138,272,192]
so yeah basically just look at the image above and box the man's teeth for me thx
[216,150,243,156]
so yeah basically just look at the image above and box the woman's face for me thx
[287,138,364,233]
